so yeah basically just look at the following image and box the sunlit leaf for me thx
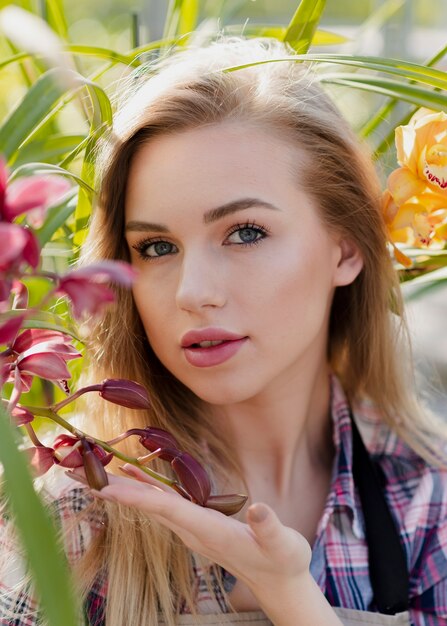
[11,135,85,167]
[319,74,447,111]
[0,69,67,162]
[283,0,327,52]
[8,162,94,196]
[179,0,199,35]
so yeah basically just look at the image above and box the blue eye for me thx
[225,223,268,246]
[132,239,177,260]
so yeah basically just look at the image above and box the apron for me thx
[159,607,410,625]
[160,413,411,626]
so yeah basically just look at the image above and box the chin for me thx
[186,379,261,406]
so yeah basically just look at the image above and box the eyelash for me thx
[131,221,270,262]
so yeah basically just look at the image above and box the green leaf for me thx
[11,135,85,167]
[283,0,327,53]
[178,0,199,35]
[65,44,137,66]
[0,310,80,340]
[163,0,183,40]
[365,43,447,149]
[0,68,67,162]
[319,74,447,110]
[305,53,447,91]
[0,404,80,626]
[401,267,447,301]
[36,191,78,247]
[9,162,94,196]
[45,0,69,40]
[223,24,347,45]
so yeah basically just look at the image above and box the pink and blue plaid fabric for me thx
[1,374,447,625]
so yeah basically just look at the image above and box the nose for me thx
[175,250,226,312]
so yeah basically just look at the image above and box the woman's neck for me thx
[211,359,335,499]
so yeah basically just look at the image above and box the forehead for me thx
[124,122,310,220]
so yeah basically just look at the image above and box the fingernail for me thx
[249,504,269,523]
[118,464,136,476]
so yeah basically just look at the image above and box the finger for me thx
[118,464,175,494]
[247,503,310,562]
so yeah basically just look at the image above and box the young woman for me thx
[2,37,447,626]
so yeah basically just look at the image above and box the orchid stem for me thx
[20,404,177,489]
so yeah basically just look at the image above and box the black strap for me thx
[350,412,409,614]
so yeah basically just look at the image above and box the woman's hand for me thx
[71,465,342,625]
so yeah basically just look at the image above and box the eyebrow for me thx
[125,197,281,233]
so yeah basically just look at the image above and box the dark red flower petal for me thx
[11,404,34,426]
[26,446,55,475]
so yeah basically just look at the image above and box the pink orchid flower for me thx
[57,261,136,319]
[0,158,71,226]
[5,329,81,402]
[0,222,39,271]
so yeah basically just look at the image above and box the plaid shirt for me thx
[1,375,447,625]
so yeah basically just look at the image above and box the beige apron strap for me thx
[158,610,272,624]
[158,608,411,625]
[333,607,411,625]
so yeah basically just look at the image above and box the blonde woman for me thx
[2,37,447,626]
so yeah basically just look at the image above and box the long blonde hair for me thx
[73,36,446,626]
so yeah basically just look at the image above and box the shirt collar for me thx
[317,373,365,539]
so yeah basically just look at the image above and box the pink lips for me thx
[181,328,248,368]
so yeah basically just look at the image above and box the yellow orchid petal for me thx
[395,124,418,173]
[390,202,426,231]
[415,191,447,212]
[434,220,447,241]
[423,142,447,191]
[382,189,398,225]
[389,225,413,244]
[387,167,427,205]
[413,212,434,246]
[390,241,413,268]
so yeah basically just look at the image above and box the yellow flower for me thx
[383,108,447,264]
[395,108,447,193]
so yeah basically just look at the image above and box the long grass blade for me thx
[283,0,327,52]
[0,404,80,626]
[319,74,447,111]
[0,69,67,162]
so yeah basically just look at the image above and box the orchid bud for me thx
[81,438,109,491]
[171,451,211,506]
[99,379,150,409]
[205,494,248,516]
[137,427,179,457]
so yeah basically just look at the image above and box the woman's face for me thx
[124,122,362,405]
